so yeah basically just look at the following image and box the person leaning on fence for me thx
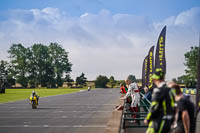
[115,83,127,111]
[121,75,140,121]
[144,69,176,133]
[144,86,152,101]
[170,84,195,133]
[120,83,128,94]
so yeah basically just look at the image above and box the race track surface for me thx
[0,88,120,133]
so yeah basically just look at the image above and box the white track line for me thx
[0,106,114,109]
[0,116,110,119]
[0,110,112,113]
[0,104,116,106]
[0,125,107,128]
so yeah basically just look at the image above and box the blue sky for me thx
[0,0,200,80]
[0,0,200,20]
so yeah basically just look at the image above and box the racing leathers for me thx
[123,83,140,118]
[146,82,175,133]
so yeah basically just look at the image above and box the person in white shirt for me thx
[121,75,140,120]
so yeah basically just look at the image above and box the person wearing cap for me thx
[144,69,175,133]
[121,75,140,121]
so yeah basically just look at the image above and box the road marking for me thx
[0,104,116,106]
[0,110,112,113]
[0,106,114,109]
[0,116,110,119]
[0,125,107,128]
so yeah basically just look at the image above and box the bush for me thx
[95,75,109,88]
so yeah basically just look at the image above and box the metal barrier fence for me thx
[121,93,151,129]
[121,88,196,130]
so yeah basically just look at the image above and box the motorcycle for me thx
[29,96,38,109]
[88,86,91,91]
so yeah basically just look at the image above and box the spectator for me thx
[120,83,128,94]
[121,75,140,121]
[144,86,152,101]
[172,84,195,133]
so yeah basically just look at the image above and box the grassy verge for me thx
[0,87,88,103]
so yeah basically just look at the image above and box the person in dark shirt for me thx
[144,86,152,101]
[173,84,195,133]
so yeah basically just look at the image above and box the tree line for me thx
[174,46,199,87]
[1,43,72,88]
[0,42,120,88]
[0,42,132,89]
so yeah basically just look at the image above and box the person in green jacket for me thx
[144,69,175,133]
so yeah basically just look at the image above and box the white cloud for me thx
[0,7,199,80]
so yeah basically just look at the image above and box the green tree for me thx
[65,74,74,87]
[76,73,87,86]
[0,60,15,88]
[48,43,72,87]
[8,43,72,88]
[108,76,116,88]
[180,46,199,87]
[30,44,53,87]
[184,46,198,77]
[26,47,38,88]
[172,78,177,83]
[8,44,29,88]
[177,75,196,87]
[95,75,109,88]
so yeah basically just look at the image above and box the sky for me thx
[0,0,200,80]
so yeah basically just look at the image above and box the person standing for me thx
[120,83,128,94]
[144,86,152,101]
[144,69,175,133]
[172,84,195,133]
[121,75,140,120]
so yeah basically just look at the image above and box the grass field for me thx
[0,88,88,103]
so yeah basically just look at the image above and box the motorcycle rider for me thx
[88,86,91,91]
[30,91,39,105]
[144,69,175,133]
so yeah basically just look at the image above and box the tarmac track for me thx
[0,88,120,133]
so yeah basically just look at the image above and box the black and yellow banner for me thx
[155,26,166,74]
[142,46,155,90]
[142,56,148,88]
[147,46,155,90]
